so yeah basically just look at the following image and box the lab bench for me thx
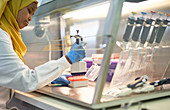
[12,90,88,110]
[10,82,170,110]
[13,92,170,110]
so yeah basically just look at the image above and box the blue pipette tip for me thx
[141,12,147,15]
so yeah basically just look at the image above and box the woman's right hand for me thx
[66,42,86,64]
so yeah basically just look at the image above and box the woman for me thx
[0,0,86,109]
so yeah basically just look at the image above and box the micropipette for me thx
[70,30,87,76]
[122,12,136,47]
[140,11,155,46]
[150,13,170,61]
[120,12,136,58]
[133,11,155,69]
[143,12,163,63]
[122,12,145,71]
[131,12,146,44]
[114,12,136,73]
[150,78,170,87]
[70,30,83,44]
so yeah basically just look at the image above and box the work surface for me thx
[14,90,170,110]
[35,81,170,109]
[36,81,102,105]
[13,81,170,109]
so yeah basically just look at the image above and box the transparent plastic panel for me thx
[22,0,110,68]
[22,0,111,105]
[22,0,170,107]
[102,0,170,102]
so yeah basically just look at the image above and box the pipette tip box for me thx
[67,76,88,88]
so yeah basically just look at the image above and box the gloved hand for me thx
[66,42,86,64]
[51,74,72,86]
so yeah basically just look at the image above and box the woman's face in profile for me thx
[17,3,37,29]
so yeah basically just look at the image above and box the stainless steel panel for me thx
[36,83,170,109]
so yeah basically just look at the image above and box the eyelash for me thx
[28,8,31,14]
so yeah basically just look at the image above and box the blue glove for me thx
[66,42,86,64]
[51,74,72,86]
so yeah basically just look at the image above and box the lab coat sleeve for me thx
[0,29,71,92]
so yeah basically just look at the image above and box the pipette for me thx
[120,12,136,58]
[122,12,136,47]
[131,12,146,44]
[133,11,155,69]
[143,12,163,63]
[140,11,155,46]
[70,30,87,76]
[70,30,83,44]
[114,12,136,73]
[150,78,170,87]
[122,12,145,71]
[150,13,170,60]
[104,75,148,97]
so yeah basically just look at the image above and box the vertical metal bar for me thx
[92,0,125,104]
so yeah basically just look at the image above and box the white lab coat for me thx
[0,28,71,109]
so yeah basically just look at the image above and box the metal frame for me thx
[92,0,125,104]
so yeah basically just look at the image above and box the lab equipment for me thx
[85,64,100,81]
[85,54,102,81]
[120,12,136,57]
[85,54,118,82]
[104,75,148,97]
[103,86,132,98]
[131,12,145,44]
[122,12,145,71]
[105,77,170,98]
[122,12,136,48]
[31,0,170,109]
[70,30,83,45]
[150,14,170,60]
[67,76,88,88]
[127,75,148,89]
[71,61,87,76]
[134,77,170,93]
[150,78,170,87]
[140,14,154,46]
[129,75,153,93]
[143,12,163,63]
[69,30,87,76]
[66,42,86,64]
[114,12,136,75]
[50,74,72,86]
[133,11,155,69]
[132,83,155,93]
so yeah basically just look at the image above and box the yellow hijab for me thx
[0,0,38,62]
